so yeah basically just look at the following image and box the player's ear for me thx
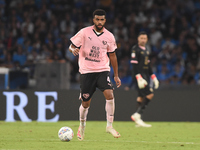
[92,18,95,24]
[104,15,106,22]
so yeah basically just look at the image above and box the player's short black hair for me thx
[93,9,106,18]
[138,31,148,37]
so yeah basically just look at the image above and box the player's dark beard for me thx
[95,24,104,32]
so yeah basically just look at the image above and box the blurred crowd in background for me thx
[0,0,200,88]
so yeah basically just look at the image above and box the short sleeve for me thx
[107,34,117,53]
[70,29,84,47]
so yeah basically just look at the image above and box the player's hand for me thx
[114,76,121,88]
[136,74,147,89]
[151,74,159,89]
[72,48,80,56]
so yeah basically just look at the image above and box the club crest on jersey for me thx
[102,40,107,45]
[83,93,90,99]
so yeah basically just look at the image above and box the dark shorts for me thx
[137,84,153,97]
[80,71,113,101]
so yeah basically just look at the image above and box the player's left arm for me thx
[148,63,159,89]
[109,51,121,88]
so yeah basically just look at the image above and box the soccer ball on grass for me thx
[58,126,74,141]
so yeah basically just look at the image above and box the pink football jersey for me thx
[70,25,117,74]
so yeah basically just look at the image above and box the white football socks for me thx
[105,99,115,127]
[79,104,89,127]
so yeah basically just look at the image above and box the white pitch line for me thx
[1,138,200,145]
[83,140,199,145]
[39,139,200,145]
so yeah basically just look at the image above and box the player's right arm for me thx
[69,44,80,56]
[69,29,84,56]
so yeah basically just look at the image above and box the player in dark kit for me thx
[130,31,159,127]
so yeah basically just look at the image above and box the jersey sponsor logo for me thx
[85,57,100,62]
[89,46,100,58]
[102,40,107,45]
[86,46,101,62]
[83,93,90,99]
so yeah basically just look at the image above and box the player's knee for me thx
[137,97,143,102]
[106,95,114,100]
[103,89,114,100]
[82,101,90,108]
[146,93,154,99]
[82,103,90,108]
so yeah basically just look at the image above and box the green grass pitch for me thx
[0,121,199,150]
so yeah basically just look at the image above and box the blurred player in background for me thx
[69,9,121,140]
[130,31,159,127]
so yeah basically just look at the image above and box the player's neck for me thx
[93,26,103,34]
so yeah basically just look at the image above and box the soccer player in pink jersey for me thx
[69,9,121,140]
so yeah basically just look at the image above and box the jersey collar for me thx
[92,25,104,37]
[139,45,146,50]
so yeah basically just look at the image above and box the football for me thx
[58,126,74,142]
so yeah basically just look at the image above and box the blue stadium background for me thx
[0,0,200,89]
